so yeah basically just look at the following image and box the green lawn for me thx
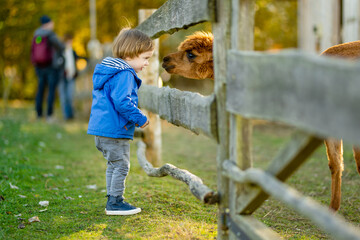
[1,104,360,239]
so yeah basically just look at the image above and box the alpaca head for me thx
[162,31,214,80]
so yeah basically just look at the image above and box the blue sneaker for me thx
[105,195,141,215]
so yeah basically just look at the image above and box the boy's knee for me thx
[109,159,129,169]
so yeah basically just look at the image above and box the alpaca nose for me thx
[163,56,170,63]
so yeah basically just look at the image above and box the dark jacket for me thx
[87,57,148,139]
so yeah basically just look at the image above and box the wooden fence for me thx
[135,0,360,239]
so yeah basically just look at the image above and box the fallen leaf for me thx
[18,195,27,198]
[18,223,26,229]
[80,211,87,214]
[56,133,62,139]
[64,196,74,200]
[86,184,97,190]
[42,173,54,178]
[39,201,49,207]
[9,183,19,189]
[55,165,64,170]
[39,209,47,212]
[28,216,40,223]
[14,214,22,217]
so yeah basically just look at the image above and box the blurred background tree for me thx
[255,0,297,51]
[0,0,297,102]
[0,0,167,102]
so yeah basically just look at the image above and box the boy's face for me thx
[125,50,154,73]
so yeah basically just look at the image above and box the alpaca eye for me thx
[186,52,196,61]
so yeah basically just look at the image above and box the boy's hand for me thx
[140,120,149,129]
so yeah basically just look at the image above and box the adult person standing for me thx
[31,15,64,122]
[59,33,83,121]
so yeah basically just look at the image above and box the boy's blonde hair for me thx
[112,28,154,59]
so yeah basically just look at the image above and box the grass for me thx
[1,103,360,239]
[0,103,217,240]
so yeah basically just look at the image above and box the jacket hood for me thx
[92,57,140,90]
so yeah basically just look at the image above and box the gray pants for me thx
[95,136,130,198]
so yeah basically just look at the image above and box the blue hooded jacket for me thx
[87,57,148,139]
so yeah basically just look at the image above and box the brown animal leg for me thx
[324,139,344,211]
[353,146,360,175]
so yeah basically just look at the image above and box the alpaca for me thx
[321,41,360,211]
[162,32,360,211]
[162,31,214,80]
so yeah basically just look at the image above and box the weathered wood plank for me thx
[343,0,360,42]
[136,0,215,39]
[228,1,255,239]
[226,213,281,240]
[227,50,360,145]
[298,0,341,53]
[236,132,323,214]
[222,161,360,240]
[212,0,232,238]
[138,84,217,139]
[137,140,219,204]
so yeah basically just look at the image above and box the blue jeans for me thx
[95,136,130,198]
[59,77,75,120]
[35,67,59,118]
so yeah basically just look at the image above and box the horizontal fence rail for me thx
[136,0,215,38]
[237,131,323,214]
[137,140,219,204]
[227,50,360,145]
[222,160,360,240]
[138,84,218,139]
[223,213,281,240]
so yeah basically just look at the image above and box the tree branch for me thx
[136,140,219,204]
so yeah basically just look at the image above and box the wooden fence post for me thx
[229,0,254,179]
[343,0,360,42]
[229,0,255,239]
[138,9,162,166]
[298,0,341,53]
[229,0,255,206]
[212,0,231,239]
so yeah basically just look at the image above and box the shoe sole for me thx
[105,208,141,216]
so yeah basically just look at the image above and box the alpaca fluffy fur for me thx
[162,31,214,80]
